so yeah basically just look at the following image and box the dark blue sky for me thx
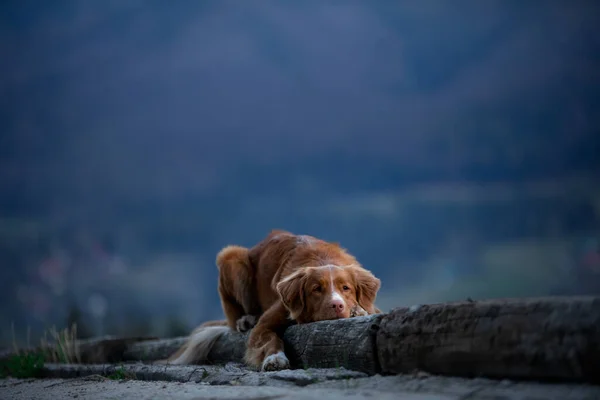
[1,1,599,207]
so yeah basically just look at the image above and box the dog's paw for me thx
[261,351,290,371]
[350,305,368,317]
[236,315,258,333]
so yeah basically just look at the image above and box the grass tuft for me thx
[40,324,81,364]
[0,352,45,379]
[108,365,136,380]
[1,322,81,378]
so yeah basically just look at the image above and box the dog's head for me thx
[276,264,381,323]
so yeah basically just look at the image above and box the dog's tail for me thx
[157,325,229,365]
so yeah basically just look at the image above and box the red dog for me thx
[165,230,381,371]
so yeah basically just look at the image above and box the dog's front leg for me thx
[245,301,292,371]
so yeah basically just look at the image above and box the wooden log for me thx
[0,336,159,365]
[376,296,600,384]
[123,337,188,363]
[283,314,383,374]
[123,333,249,365]
[125,315,383,374]
[79,336,159,363]
[5,296,597,384]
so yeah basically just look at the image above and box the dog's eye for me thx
[342,285,350,291]
[313,286,322,293]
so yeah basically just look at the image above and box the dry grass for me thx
[9,321,81,364]
[39,324,81,364]
[2,321,82,378]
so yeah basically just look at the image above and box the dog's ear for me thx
[276,270,308,320]
[347,265,381,314]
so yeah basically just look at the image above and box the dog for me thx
[164,229,381,371]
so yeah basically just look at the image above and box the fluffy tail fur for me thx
[159,325,229,365]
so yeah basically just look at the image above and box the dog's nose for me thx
[331,299,345,314]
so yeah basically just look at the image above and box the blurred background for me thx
[1,1,599,346]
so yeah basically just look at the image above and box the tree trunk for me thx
[377,296,600,384]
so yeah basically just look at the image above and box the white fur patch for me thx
[331,291,344,302]
[261,351,290,371]
[328,265,346,308]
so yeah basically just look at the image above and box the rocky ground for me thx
[1,363,599,400]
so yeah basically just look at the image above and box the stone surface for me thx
[2,364,599,400]
[39,362,368,387]
[0,378,455,400]
[377,296,600,384]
